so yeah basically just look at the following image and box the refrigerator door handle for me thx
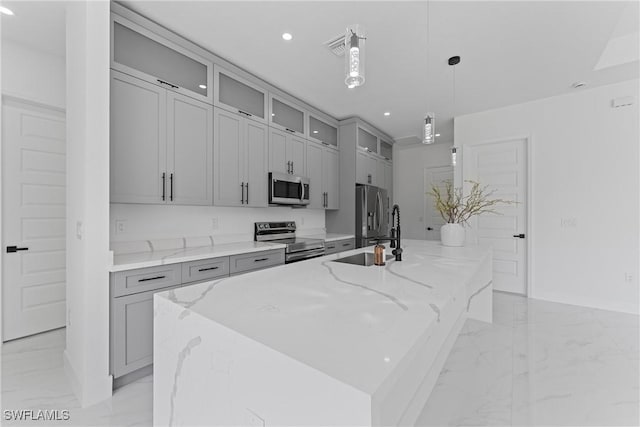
[375,191,382,233]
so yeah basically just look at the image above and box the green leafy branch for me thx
[427,180,515,225]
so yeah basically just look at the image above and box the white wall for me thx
[393,141,453,240]
[1,39,65,108]
[455,79,639,314]
[64,1,112,406]
[110,204,326,243]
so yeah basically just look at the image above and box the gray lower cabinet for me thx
[325,238,356,255]
[110,283,182,379]
[229,249,285,275]
[110,249,284,385]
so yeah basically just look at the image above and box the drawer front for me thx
[335,238,355,253]
[112,264,182,297]
[182,257,229,284]
[324,242,339,255]
[229,249,284,275]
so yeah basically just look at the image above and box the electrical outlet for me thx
[560,217,577,228]
[625,273,633,283]
[300,217,305,226]
[76,221,83,240]
[211,217,219,231]
[115,220,126,234]
[246,409,265,427]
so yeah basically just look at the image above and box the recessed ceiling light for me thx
[313,130,319,134]
[435,133,441,137]
[199,84,207,89]
[282,33,293,41]
[347,84,356,89]
[0,6,14,15]
[571,81,587,89]
[384,112,391,116]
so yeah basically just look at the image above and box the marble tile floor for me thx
[2,292,638,426]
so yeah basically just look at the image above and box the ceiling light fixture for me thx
[345,25,366,88]
[199,84,207,89]
[423,2,435,144]
[384,112,391,116]
[448,55,461,166]
[282,33,293,41]
[0,6,14,15]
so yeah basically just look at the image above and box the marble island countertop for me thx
[155,240,491,395]
[109,241,286,272]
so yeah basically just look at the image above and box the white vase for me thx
[441,223,465,247]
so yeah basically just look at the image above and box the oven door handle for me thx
[286,247,325,263]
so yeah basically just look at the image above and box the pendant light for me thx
[449,55,460,165]
[422,1,435,144]
[345,25,366,88]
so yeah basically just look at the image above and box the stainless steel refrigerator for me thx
[355,184,389,248]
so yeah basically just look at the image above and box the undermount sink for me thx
[331,252,394,267]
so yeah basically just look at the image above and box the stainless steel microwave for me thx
[269,172,310,206]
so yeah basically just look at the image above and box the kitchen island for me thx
[153,240,492,426]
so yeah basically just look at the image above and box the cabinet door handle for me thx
[513,234,526,239]
[285,128,296,134]
[162,172,166,201]
[170,173,174,201]
[238,110,252,117]
[254,257,269,262]
[287,161,291,174]
[157,79,179,89]
[291,162,294,174]
[198,266,219,272]
[138,275,166,282]
[245,182,249,204]
[241,182,245,204]
[6,246,28,253]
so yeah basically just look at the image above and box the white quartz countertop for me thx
[156,240,491,395]
[308,233,355,242]
[109,241,286,272]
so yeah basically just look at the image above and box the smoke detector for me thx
[324,33,346,57]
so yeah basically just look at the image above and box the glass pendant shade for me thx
[345,25,365,88]
[423,113,435,144]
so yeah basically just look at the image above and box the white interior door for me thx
[463,138,527,295]
[2,99,66,341]
[424,166,453,241]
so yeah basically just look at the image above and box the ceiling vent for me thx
[324,33,346,57]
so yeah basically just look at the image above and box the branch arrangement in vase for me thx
[428,180,515,225]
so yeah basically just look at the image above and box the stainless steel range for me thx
[255,222,325,263]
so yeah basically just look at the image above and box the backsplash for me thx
[110,204,326,246]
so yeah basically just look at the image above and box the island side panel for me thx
[372,283,467,426]
[465,250,493,323]
[153,296,372,427]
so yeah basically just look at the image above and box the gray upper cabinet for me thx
[111,71,167,204]
[214,66,268,124]
[111,14,213,104]
[308,115,338,147]
[323,148,340,209]
[357,127,378,154]
[305,142,324,209]
[214,108,268,208]
[380,140,393,160]
[167,92,213,205]
[269,128,306,176]
[269,95,306,136]
[111,70,212,205]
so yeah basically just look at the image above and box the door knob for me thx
[6,246,28,253]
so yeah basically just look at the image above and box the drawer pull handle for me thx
[238,110,252,117]
[342,243,352,247]
[138,275,166,282]
[254,258,269,262]
[327,245,335,249]
[198,266,219,272]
